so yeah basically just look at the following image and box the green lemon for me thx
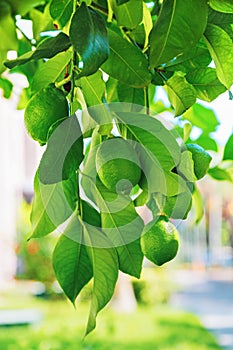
[141,216,179,266]
[96,138,141,193]
[163,192,192,220]
[24,84,69,145]
[186,143,212,180]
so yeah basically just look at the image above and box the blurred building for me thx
[0,74,41,286]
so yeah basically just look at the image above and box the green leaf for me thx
[30,5,54,41]
[39,115,84,184]
[223,134,233,160]
[11,38,38,84]
[208,8,233,24]
[149,0,208,67]
[209,0,233,13]
[53,232,93,303]
[69,3,109,77]
[164,45,211,74]
[4,33,71,69]
[194,133,218,152]
[192,185,204,224]
[30,171,78,238]
[31,51,72,94]
[50,0,73,27]
[186,67,226,102]
[208,166,233,181]
[83,223,118,336]
[128,4,152,48]
[204,24,233,89]
[102,28,151,88]
[0,77,13,98]
[117,82,145,110]
[177,150,197,182]
[96,181,144,278]
[166,75,196,116]
[77,70,105,106]
[106,77,119,103]
[182,103,219,133]
[183,123,192,143]
[0,1,18,73]
[111,0,143,29]
[76,71,112,134]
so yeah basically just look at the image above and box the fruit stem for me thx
[144,86,150,115]
[55,75,72,88]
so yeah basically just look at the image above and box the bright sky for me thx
[207,93,233,145]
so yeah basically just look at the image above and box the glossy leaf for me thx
[83,222,118,336]
[223,134,233,160]
[204,24,233,89]
[53,201,100,303]
[208,8,233,24]
[39,115,84,184]
[4,33,71,69]
[164,45,211,74]
[70,3,109,77]
[182,103,219,133]
[102,28,151,87]
[50,0,73,27]
[149,0,208,67]
[209,0,233,13]
[117,82,145,110]
[97,181,144,278]
[77,71,112,134]
[186,67,226,102]
[112,0,143,29]
[166,75,196,116]
[77,71,105,107]
[31,51,72,94]
[30,171,78,238]
[53,232,93,303]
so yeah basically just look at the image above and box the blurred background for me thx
[0,71,233,350]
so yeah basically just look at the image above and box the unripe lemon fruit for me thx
[186,143,212,180]
[141,216,179,266]
[24,84,69,145]
[96,138,141,193]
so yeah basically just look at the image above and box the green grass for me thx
[0,293,221,350]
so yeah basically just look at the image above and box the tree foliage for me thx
[1,0,233,335]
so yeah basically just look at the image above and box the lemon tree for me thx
[1,0,233,336]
